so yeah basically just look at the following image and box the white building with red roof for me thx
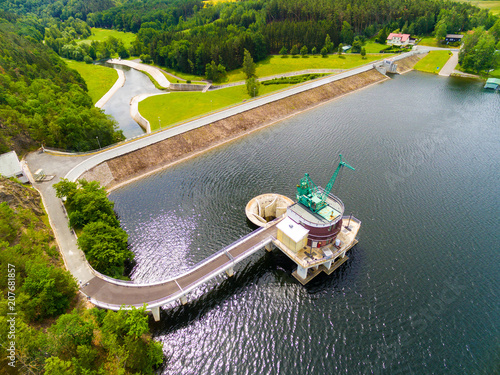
[386,33,413,46]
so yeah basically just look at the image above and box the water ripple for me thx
[110,72,500,375]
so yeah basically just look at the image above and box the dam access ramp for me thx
[81,222,279,321]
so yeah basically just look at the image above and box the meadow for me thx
[64,59,118,104]
[224,53,388,82]
[80,28,136,48]
[139,82,299,131]
[413,50,453,74]
[456,0,500,15]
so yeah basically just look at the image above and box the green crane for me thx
[296,154,355,213]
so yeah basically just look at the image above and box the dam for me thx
[27,65,499,373]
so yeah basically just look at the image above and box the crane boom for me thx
[296,154,355,214]
[320,154,355,202]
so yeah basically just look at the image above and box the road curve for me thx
[108,59,171,88]
[29,50,426,313]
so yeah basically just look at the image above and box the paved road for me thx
[25,151,95,284]
[65,51,424,182]
[81,223,277,309]
[108,59,171,88]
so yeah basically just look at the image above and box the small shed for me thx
[277,217,309,253]
[445,34,463,43]
[484,78,500,90]
[0,151,28,183]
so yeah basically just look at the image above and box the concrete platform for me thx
[275,216,361,284]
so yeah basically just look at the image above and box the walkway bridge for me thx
[81,221,279,321]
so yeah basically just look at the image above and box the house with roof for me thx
[386,33,413,46]
[0,151,29,183]
[444,34,463,43]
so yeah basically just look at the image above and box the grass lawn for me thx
[64,59,118,104]
[152,65,205,83]
[413,50,453,74]
[416,36,460,48]
[80,28,136,48]
[224,53,388,83]
[140,82,296,131]
[488,68,500,78]
[455,0,500,15]
[358,40,391,53]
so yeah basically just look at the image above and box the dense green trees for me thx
[205,60,227,83]
[242,49,256,78]
[0,178,163,374]
[459,27,498,74]
[78,221,131,277]
[54,179,133,278]
[2,0,496,83]
[0,20,124,153]
[63,0,494,80]
[0,179,78,323]
[246,77,260,97]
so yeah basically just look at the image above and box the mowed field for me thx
[80,28,136,48]
[225,53,388,82]
[64,59,118,104]
[456,0,500,14]
[139,82,299,131]
[413,50,452,74]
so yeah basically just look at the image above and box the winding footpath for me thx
[27,49,455,319]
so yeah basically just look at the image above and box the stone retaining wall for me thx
[82,68,389,188]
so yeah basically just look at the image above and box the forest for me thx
[0,2,497,150]
[46,0,500,75]
[0,1,498,373]
[0,177,162,374]
[0,14,124,154]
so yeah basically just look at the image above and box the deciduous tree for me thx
[246,77,260,97]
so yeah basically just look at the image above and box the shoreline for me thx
[107,73,390,192]
[81,54,424,190]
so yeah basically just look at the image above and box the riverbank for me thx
[82,69,389,189]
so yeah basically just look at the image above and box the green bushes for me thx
[0,178,162,373]
[379,45,412,53]
[78,221,132,278]
[261,73,327,85]
[54,179,133,278]
[0,21,124,154]
[0,179,79,322]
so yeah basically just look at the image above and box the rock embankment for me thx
[396,54,424,74]
[0,176,43,216]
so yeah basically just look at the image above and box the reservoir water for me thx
[109,71,499,374]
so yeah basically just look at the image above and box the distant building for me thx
[386,33,413,46]
[0,151,28,183]
[444,34,463,43]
